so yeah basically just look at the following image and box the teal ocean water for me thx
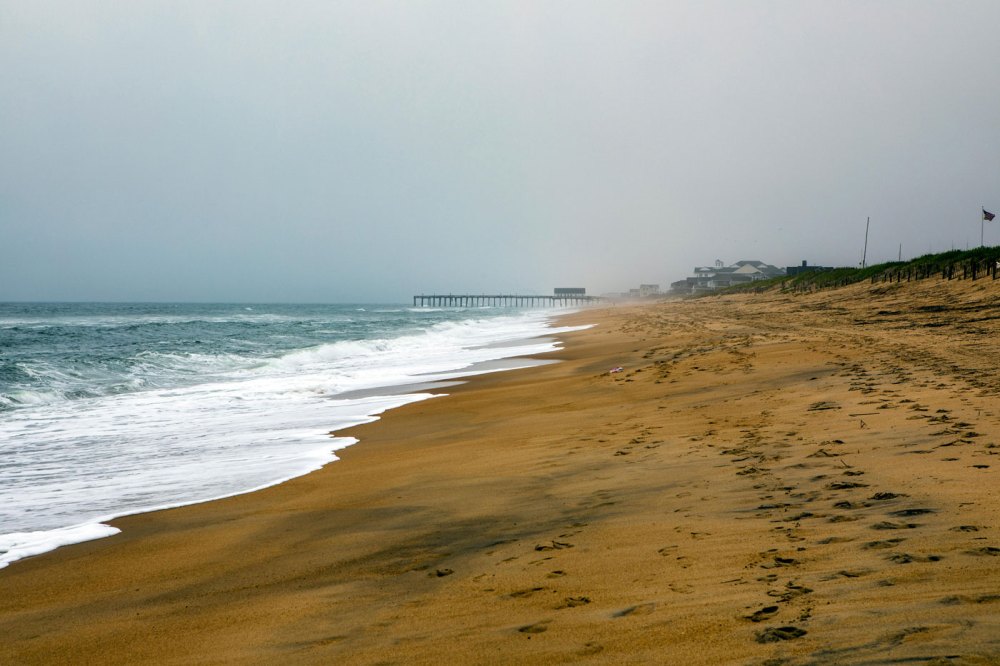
[0,302,585,568]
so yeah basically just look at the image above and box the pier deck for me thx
[413,294,602,308]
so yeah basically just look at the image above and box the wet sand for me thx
[2,279,998,664]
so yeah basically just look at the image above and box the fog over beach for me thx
[2,1,1000,302]
[2,3,999,665]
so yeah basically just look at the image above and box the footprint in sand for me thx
[833,500,870,510]
[888,508,935,517]
[767,582,812,602]
[755,626,807,643]
[863,538,906,550]
[870,492,907,501]
[964,546,1000,557]
[821,569,873,580]
[761,556,799,569]
[744,605,779,623]
[614,602,656,617]
[817,536,855,544]
[870,521,920,530]
[939,594,1000,605]
[556,596,591,609]
[886,553,942,564]
[826,481,869,490]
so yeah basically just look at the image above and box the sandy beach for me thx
[2,279,998,665]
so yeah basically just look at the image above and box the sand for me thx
[1,279,998,665]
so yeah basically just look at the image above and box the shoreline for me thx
[2,284,998,664]
[0,310,584,571]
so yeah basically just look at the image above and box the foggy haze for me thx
[2,1,999,302]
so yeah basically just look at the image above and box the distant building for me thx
[554,287,586,296]
[669,260,785,294]
[639,284,660,297]
[785,260,833,276]
[614,284,662,300]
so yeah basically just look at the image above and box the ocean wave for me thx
[0,309,574,413]
[0,305,588,570]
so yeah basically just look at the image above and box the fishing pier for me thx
[413,289,601,308]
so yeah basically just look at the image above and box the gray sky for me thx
[2,1,999,302]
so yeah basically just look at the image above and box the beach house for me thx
[670,260,785,294]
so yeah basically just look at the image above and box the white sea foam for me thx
[0,524,122,566]
[0,310,591,570]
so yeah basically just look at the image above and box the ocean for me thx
[0,302,587,569]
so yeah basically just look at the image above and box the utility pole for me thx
[862,217,870,268]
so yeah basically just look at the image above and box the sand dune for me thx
[1,279,998,664]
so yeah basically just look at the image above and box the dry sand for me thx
[2,279,998,665]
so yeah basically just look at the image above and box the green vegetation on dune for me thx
[713,246,1000,295]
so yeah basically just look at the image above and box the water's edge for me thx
[0,322,589,570]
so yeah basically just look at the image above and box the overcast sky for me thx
[2,1,999,302]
